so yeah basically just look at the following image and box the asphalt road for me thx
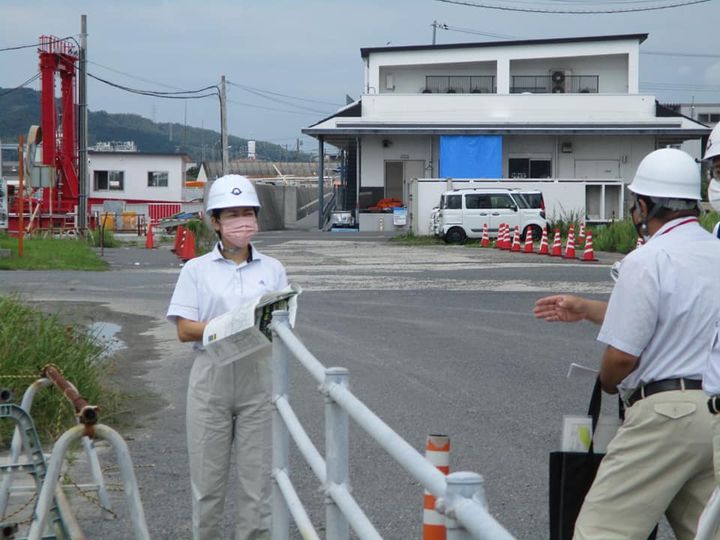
[2,231,666,540]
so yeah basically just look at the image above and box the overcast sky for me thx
[1,0,718,153]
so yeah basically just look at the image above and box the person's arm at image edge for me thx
[533,294,608,325]
[176,317,208,342]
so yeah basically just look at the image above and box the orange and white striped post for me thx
[423,434,450,540]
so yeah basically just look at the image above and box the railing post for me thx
[325,367,350,540]
[271,311,291,540]
[444,472,486,540]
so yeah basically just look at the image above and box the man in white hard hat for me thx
[167,175,288,540]
[704,123,720,237]
[535,148,720,539]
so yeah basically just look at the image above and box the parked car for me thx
[435,187,547,244]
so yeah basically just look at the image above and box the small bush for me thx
[0,296,119,446]
[86,227,119,248]
[590,220,638,254]
[700,210,720,232]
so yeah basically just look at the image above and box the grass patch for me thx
[0,233,109,270]
[86,228,119,248]
[0,295,119,446]
[388,233,444,245]
[590,220,638,254]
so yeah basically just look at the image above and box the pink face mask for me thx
[220,215,258,248]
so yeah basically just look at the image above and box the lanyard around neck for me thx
[658,217,698,237]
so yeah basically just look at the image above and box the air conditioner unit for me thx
[551,69,571,93]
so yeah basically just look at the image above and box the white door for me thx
[489,193,520,233]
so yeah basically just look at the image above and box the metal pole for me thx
[325,367,350,540]
[317,136,324,229]
[77,14,88,232]
[18,135,24,256]
[220,75,228,176]
[432,20,437,45]
[271,312,291,540]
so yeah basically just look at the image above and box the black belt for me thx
[627,378,703,406]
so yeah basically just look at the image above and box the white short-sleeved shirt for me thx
[166,243,288,348]
[597,218,720,396]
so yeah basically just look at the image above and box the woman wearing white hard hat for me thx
[167,174,288,539]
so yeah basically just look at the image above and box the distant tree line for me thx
[0,87,314,163]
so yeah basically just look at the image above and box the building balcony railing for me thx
[423,75,495,94]
[510,75,599,94]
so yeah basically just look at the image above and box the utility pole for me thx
[432,20,437,45]
[77,14,88,232]
[220,75,228,176]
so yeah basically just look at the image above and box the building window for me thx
[508,158,552,179]
[148,171,169,187]
[699,113,720,123]
[93,170,124,191]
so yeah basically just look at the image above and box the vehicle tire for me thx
[444,227,467,244]
[524,224,542,241]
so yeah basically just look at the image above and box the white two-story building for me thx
[304,33,710,233]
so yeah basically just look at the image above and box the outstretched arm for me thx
[533,295,608,325]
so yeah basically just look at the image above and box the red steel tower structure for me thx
[34,35,79,225]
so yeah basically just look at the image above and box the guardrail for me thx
[269,311,515,540]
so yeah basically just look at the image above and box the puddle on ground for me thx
[88,321,127,358]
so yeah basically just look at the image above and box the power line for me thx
[226,98,325,116]
[0,74,40,98]
[434,23,517,39]
[227,81,342,107]
[0,35,77,53]
[435,0,709,14]
[87,60,191,91]
[229,85,333,115]
[88,73,219,99]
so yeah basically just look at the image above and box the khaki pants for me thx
[187,350,272,540]
[574,389,715,540]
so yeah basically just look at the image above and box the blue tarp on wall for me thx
[439,135,502,178]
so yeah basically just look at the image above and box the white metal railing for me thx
[269,311,515,540]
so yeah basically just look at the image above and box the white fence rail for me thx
[269,311,515,540]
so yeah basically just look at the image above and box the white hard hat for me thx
[705,124,720,161]
[206,174,260,212]
[628,148,701,201]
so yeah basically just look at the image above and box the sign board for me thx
[0,177,7,229]
[393,207,407,226]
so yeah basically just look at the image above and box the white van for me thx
[435,188,547,244]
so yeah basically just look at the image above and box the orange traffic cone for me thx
[493,223,503,249]
[523,228,534,253]
[582,230,598,262]
[177,227,197,261]
[577,222,586,247]
[423,435,449,540]
[502,223,511,250]
[511,226,521,252]
[550,229,562,257]
[564,224,576,259]
[480,223,490,247]
[537,227,549,255]
[145,222,155,249]
[171,225,184,253]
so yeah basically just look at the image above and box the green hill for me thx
[0,87,313,162]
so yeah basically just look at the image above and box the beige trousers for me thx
[574,389,715,540]
[187,350,272,540]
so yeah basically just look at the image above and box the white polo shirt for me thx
[597,218,720,396]
[166,243,288,348]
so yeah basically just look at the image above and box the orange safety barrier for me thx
[423,434,450,540]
